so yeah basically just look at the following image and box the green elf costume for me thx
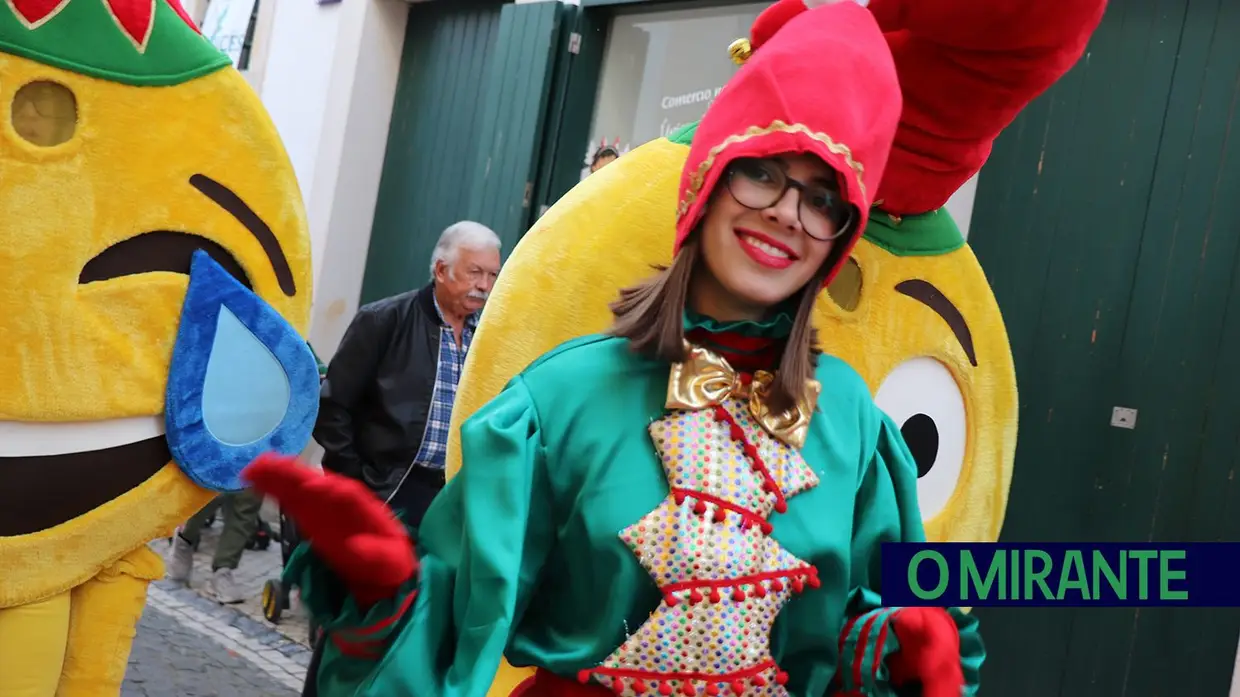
[243,2,979,697]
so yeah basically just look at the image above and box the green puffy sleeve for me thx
[287,376,556,697]
[835,410,984,697]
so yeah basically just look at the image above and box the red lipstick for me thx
[735,228,799,270]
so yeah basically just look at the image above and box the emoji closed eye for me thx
[79,173,297,294]
[79,230,252,288]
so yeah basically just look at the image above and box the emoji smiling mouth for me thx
[0,416,171,536]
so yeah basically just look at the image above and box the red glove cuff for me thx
[887,608,963,697]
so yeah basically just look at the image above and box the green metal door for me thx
[361,0,566,304]
[969,0,1240,694]
[467,0,568,249]
[362,0,505,304]
[531,0,767,218]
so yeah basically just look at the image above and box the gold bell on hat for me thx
[728,37,753,65]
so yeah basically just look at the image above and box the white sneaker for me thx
[209,568,246,604]
[166,534,194,583]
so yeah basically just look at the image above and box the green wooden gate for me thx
[969,0,1240,694]
[361,0,566,304]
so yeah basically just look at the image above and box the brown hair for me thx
[607,235,836,415]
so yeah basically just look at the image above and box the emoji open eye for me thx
[873,357,967,521]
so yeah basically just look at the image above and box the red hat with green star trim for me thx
[0,0,231,86]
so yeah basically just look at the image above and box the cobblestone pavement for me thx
[125,492,318,696]
[123,586,308,696]
[148,496,312,647]
[127,446,325,692]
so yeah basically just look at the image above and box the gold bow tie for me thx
[666,344,819,449]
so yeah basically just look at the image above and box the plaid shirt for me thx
[411,296,477,470]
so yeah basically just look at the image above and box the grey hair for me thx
[429,221,502,280]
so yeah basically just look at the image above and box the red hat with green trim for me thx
[0,0,231,86]
[868,0,1107,215]
[674,0,901,288]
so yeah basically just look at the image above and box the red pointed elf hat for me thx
[868,0,1108,215]
[674,0,901,288]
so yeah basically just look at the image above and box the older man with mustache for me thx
[313,221,502,529]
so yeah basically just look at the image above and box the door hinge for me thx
[568,31,581,54]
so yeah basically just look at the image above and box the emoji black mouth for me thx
[0,436,171,536]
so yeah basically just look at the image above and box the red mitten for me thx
[887,608,964,697]
[241,453,417,608]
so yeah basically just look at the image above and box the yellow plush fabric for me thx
[813,238,1017,544]
[0,52,312,695]
[55,546,166,697]
[446,136,1018,696]
[0,591,70,697]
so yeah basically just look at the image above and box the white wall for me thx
[945,173,980,240]
[240,0,278,93]
[185,0,209,24]
[304,0,409,357]
[259,0,409,359]
[188,0,279,96]
[260,0,341,227]
[1231,639,1240,697]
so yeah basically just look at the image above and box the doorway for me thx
[969,0,1240,694]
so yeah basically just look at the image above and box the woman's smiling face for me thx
[690,152,851,321]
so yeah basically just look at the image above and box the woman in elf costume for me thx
[244,2,979,696]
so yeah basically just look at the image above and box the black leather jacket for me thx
[314,284,442,502]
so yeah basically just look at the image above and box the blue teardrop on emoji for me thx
[165,251,319,492]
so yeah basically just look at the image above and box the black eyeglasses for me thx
[724,158,854,241]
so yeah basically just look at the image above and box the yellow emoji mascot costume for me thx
[0,0,319,694]
[444,0,1106,694]
[815,0,1105,545]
